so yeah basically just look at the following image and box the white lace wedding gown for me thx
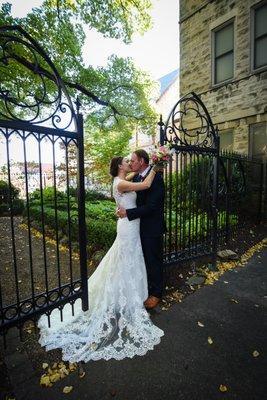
[38,177,164,362]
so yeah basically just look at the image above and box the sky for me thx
[0,0,179,165]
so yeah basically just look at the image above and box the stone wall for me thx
[179,0,267,155]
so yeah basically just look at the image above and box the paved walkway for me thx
[2,246,267,400]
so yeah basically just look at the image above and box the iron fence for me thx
[0,25,88,344]
[160,92,219,265]
[160,94,266,266]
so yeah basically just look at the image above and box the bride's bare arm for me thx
[117,168,156,192]
[125,171,138,181]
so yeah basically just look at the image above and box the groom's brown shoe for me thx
[144,296,160,309]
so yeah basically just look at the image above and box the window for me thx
[219,129,234,152]
[249,122,267,160]
[251,1,267,71]
[212,20,234,85]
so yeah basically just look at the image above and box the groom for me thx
[117,149,165,309]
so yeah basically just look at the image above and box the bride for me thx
[38,156,164,363]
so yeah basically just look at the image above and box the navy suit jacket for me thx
[126,170,165,237]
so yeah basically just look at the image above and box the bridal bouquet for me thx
[150,144,174,167]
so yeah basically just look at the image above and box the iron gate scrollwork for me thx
[159,92,219,265]
[0,25,88,342]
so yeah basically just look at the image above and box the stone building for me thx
[179,0,267,160]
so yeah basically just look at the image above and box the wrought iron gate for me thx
[160,92,219,265]
[0,26,88,341]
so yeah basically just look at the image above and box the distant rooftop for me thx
[159,69,179,95]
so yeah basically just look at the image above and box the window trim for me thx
[250,0,267,73]
[249,122,267,160]
[211,18,235,87]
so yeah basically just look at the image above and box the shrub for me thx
[27,201,117,252]
[0,180,24,215]
[85,189,111,201]
[85,200,116,221]
[0,180,20,204]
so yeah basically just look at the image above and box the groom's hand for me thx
[117,206,127,218]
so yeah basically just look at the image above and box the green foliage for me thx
[0,180,24,215]
[26,187,116,251]
[0,1,158,182]
[85,200,117,222]
[85,189,111,202]
[28,200,116,252]
[0,180,20,203]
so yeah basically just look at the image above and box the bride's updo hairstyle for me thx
[110,156,123,177]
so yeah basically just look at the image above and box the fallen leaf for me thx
[223,281,228,284]
[197,321,204,327]
[230,298,238,303]
[50,372,61,383]
[253,350,259,357]
[42,363,48,369]
[69,362,77,372]
[63,386,73,394]
[208,336,213,344]
[40,375,52,387]
[219,384,227,392]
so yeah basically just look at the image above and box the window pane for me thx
[215,52,234,83]
[255,4,267,38]
[250,123,267,160]
[255,36,267,68]
[215,23,234,57]
[219,130,233,151]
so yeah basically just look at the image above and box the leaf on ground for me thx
[197,321,204,327]
[42,363,49,369]
[230,298,238,303]
[223,281,228,284]
[253,350,260,357]
[69,362,77,371]
[40,375,52,387]
[63,386,73,394]
[208,336,213,344]
[219,384,228,392]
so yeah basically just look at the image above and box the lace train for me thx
[38,177,164,362]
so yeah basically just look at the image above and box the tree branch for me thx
[10,52,120,114]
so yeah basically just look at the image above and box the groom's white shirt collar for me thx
[140,165,151,178]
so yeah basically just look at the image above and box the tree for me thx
[0,1,159,180]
